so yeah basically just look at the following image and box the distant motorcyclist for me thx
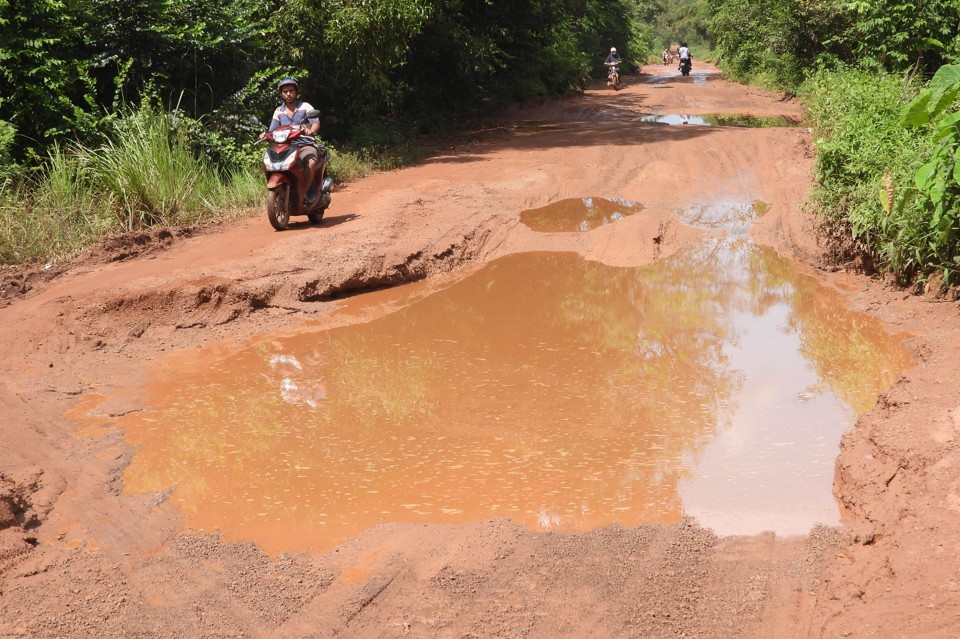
[605,47,622,87]
[678,42,692,70]
[264,77,322,203]
[606,47,622,66]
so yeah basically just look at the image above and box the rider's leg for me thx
[304,158,317,197]
[300,145,320,203]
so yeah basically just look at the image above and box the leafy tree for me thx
[842,0,960,72]
[0,0,100,153]
[80,0,267,115]
[709,0,851,88]
[655,0,712,51]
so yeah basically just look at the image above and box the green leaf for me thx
[901,89,932,126]
[915,161,936,189]
[931,86,960,119]
[930,64,960,94]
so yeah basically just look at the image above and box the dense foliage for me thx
[0,0,654,163]
[709,0,959,88]
[799,69,928,277]
[652,0,712,54]
[899,64,960,283]
[707,0,960,286]
[0,0,657,264]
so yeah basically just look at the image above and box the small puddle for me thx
[681,201,771,235]
[114,237,911,554]
[640,114,804,127]
[520,197,644,232]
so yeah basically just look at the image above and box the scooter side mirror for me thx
[305,109,320,119]
[248,116,261,127]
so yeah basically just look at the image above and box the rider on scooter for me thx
[264,78,322,203]
[678,42,692,70]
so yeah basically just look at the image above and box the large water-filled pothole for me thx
[115,237,911,554]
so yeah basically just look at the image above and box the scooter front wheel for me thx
[266,186,291,231]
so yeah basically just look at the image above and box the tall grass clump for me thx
[799,68,929,279]
[0,106,269,265]
[93,107,211,229]
[0,145,117,263]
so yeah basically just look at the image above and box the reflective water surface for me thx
[117,238,911,555]
[681,201,772,236]
[520,197,644,232]
[640,114,804,127]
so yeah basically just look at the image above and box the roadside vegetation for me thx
[709,0,960,287]
[2,1,958,288]
[0,0,655,265]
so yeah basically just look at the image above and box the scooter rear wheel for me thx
[266,186,291,231]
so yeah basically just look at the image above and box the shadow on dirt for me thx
[280,213,359,232]
[422,73,742,158]
[320,213,360,228]
[432,118,720,157]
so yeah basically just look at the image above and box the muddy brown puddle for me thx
[520,197,644,232]
[114,229,911,555]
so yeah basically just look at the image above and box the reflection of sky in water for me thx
[117,238,911,554]
[639,114,803,127]
[680,201,769,236]
[679,268,847,535]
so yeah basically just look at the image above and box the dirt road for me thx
[2,63,960,638]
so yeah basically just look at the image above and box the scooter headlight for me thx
[272,129,291,143]
[276,154,297,171]
[263,147,298,171]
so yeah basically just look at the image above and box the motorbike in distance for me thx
[679,58,692,77]
[605,61,622,90]
[252,111,333,231]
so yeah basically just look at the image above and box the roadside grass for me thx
[1,109,277,266]
[799,68,931,282]
[0,106,433,266]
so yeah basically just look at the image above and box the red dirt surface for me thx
[2,64,959,638]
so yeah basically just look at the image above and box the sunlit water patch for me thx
[640,114,803,127]
[115,240,910,554]
[520,197,644,232]
[681,201,771,235]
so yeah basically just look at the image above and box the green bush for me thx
[899,63,960,285]
[800,68,929,280]
[0,121,19,186]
